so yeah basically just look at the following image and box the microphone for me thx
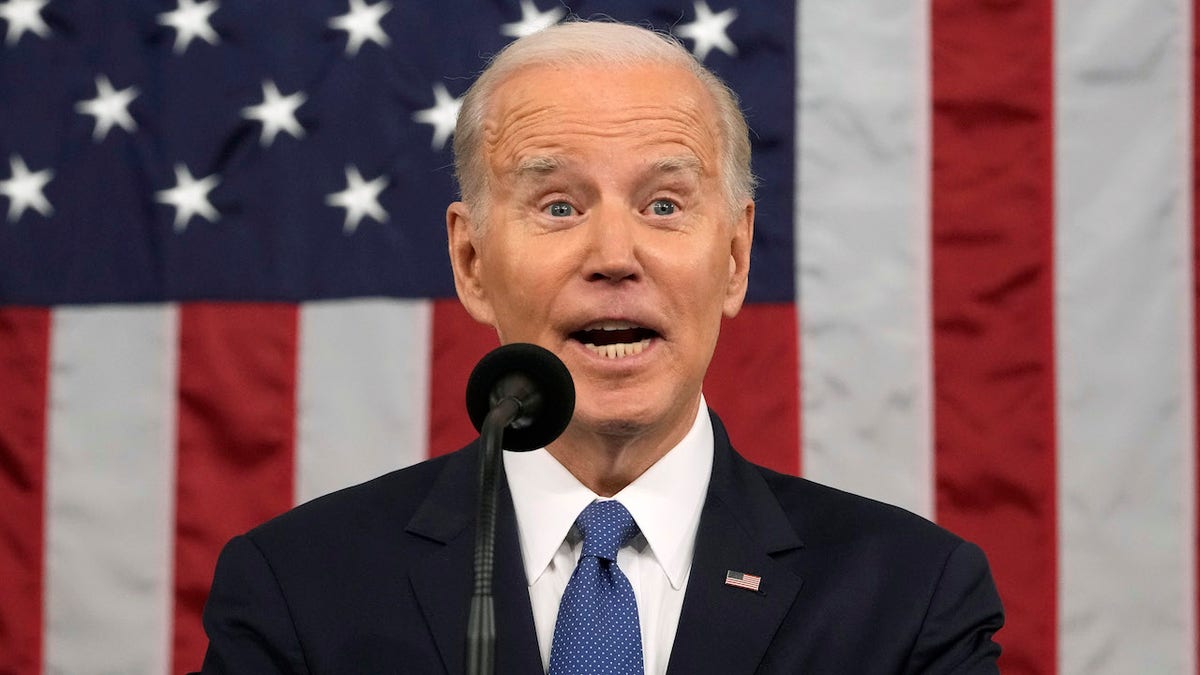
[465,342,575,451]
[464,343,575,675]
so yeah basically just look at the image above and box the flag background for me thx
[0,1,1194,673]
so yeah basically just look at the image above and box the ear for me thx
[722,200,754,319]
[446,201,497,327]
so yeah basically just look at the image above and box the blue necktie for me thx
[548,499,644,675]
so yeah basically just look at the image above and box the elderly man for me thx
[198,20,1003,675]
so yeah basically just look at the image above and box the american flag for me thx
[724,570,762,593]
[0,0,1195,673]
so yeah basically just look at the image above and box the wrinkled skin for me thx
[447,62,753,495]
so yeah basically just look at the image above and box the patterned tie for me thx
[548,499,644,675]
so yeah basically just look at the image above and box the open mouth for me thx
[569,321,660,359]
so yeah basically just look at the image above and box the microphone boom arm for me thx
[463,343,575,675]
[465,398,519,675]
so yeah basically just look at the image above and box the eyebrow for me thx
[651,155,702,176]
[514,155,565,177]
[514,155,702,174]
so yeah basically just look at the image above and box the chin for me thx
[589,418,647,438]
[570,402,653,438]
[569,386,655,435]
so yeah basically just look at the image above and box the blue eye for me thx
[546,202,574,217]
[651,200,676,216]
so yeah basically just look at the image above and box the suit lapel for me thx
[406,444,541,675]
[666,414,805,675]
[407,447,475,675]
[492,470,543,674]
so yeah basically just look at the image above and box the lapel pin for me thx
[725,569,762,592]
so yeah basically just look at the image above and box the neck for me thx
[546,401,700,497]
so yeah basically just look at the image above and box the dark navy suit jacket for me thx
[197,412,1003,674]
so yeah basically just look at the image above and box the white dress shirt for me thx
[503,397,714,675]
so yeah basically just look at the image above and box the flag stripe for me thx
[1056,1,1196,671]
[428,299,498,458]
[930,1,1058,672]
[704,304,800,475]
[0,308,50,675]
[43,305,177,674]
[171,303,299,674]
[796,0,933,516]
[1194,0,1200,665]
[296,299,432,504]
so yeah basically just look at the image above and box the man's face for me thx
[447,62,753,448]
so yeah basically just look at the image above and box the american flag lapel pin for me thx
[725,569,762,592]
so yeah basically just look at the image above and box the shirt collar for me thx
[503,396,714,590]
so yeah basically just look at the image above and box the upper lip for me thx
[579,320,645,331]
[565,315,664,340]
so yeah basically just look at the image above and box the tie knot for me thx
[575,500,639,562]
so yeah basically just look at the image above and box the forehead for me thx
[481,62,722,176]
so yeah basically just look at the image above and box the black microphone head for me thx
[465,343,575,451]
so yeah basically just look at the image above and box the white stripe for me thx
[296,298,432,504]
[796,0,933,516]
[43,304,177,675]
[1055,0,1195,670]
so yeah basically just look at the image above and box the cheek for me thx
[672,245,731,300]
[674,257,735,341]
[482,244,564,323]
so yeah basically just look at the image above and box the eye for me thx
[546,201,575,217]
[650,199,677,216]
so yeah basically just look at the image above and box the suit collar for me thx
[405,447,475,545]
[406,443,542,675]
[666,410,804,675]
[704,411,803,554]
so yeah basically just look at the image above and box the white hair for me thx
[452,20,756,215]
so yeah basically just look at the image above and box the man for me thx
[198,20,1003,674]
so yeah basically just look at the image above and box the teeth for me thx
[586,321,638,331]
[583,338,652,359]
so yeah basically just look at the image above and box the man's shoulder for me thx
[749,461,964,555]
[709,410,965,560]
[244,444,473,552]
[722,459,1003,672]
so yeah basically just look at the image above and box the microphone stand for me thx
[463,343,573,675]
[466,396,522,675]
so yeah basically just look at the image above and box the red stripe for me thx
[171,303,298,674]
[704,303,800,475]
[428,299,499,457]
[931,2,1057,672]
[0,308,50,675]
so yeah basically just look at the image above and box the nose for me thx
[581,204,642,284]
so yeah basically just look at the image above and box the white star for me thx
[156,164,220,231]
[75,74,139,142]
[675,0,738,62]
[0,0,51,47]
[0,155,53,222]
[412,83,462,151]
[241,80,306,147]
[499,0,565,39]
[326,165,388,233]
[328,0,391,57]
[157,0,219,55]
